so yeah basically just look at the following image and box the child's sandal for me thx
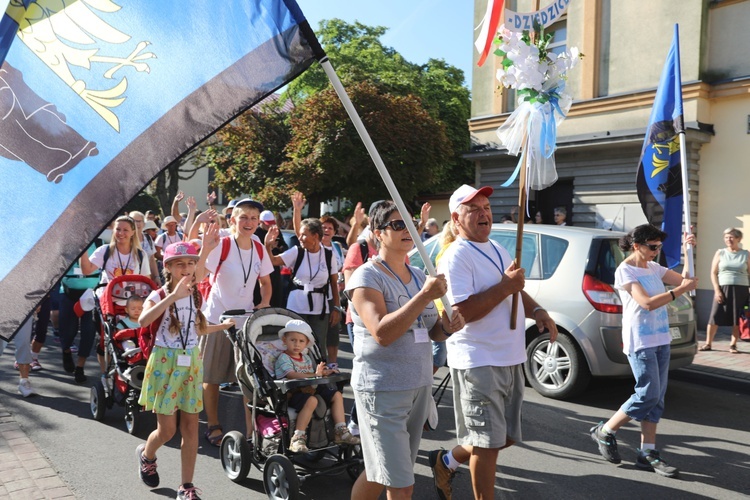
[204,425,223,446]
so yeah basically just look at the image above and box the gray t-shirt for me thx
[346,259,438,392]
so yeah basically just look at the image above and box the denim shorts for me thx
[620,344,670,423]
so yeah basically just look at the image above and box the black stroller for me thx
[218,307,363,499]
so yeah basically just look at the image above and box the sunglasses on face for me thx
[378,219,408,231]
[641,243,663,251]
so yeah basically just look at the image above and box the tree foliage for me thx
[205,103,290,211]
[207,19,471,212]
[286,19,472,190]
[279,81,452,210]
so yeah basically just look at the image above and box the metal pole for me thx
[679,132,695,280]
[319,58,452,317]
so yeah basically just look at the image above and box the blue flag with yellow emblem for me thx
[636,24,684,269]
[0,0,323,340]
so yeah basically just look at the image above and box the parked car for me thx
[408,224,697,400]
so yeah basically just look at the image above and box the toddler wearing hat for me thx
[274,319,359,453]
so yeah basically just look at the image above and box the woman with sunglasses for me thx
[590,224,697,478]
[345,201,464,499]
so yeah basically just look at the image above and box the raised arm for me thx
[171,190,184,222]
[291,191,305,238]
[346,202,366,247]
[182,196,197,241]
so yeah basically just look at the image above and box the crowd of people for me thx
[1,184,712,498]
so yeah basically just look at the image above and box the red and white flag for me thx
[475,0,504,67]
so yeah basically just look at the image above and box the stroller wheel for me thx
[90,380,106,421]
[220,431,252,483]
[125,410,139,435]
[263,454,300,500]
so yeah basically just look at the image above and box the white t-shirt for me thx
[615,261,671,354]
[438,237,526,369]
[202,237,274,323]
[146,290,200,349]
[155,232,182,249]
[89,245,151,284]
[141,234,157,257]
[280,246,339,315]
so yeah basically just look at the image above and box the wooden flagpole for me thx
[510,0,540,329]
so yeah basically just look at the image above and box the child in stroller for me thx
[117,296,144,330]
[219,308,364,494]
[274,319,359,453]
[90,274,158,434]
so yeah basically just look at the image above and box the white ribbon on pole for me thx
[319,57,452,318]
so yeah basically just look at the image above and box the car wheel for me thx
[524,332,591,400]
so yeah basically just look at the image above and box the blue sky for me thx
[297,0,475,87]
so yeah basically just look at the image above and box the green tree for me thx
[205,102,291,211]
[279,81,452,215]
[207,19,471,212]
[286,19,472,190]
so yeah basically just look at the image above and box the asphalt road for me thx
[1,336,749,499]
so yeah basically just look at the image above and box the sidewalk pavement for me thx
[0,330,748,499]
[0,405,75,499]
[682,328,750,383]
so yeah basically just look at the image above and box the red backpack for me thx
[196,236,264,301]
[137,288,167,359]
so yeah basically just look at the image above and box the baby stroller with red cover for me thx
[218,307,363,499]
[89,274,158,435]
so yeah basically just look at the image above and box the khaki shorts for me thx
[354,386,431,488]
[199,330,239,385]
[451,364,524,449]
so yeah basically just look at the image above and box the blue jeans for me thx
[620,344,670,423]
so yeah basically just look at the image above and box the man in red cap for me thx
[429,184,558,500]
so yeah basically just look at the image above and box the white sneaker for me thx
[347,420,360,437]
[18,379,37,398]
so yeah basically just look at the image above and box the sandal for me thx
[698,344,712,351]
[204,425,223,446]
[729,345,739,354]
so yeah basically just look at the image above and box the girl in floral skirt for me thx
[136,228,234,500]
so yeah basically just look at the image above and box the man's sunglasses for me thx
[378,220,408,231]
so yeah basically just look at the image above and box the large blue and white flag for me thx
[0,0,322,340]
[636,24,684,268]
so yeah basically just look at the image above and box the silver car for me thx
[408,224,697,400]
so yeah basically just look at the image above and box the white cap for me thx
[260,210,276,224]
[278,319,316,345]
[448,184,494,213]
